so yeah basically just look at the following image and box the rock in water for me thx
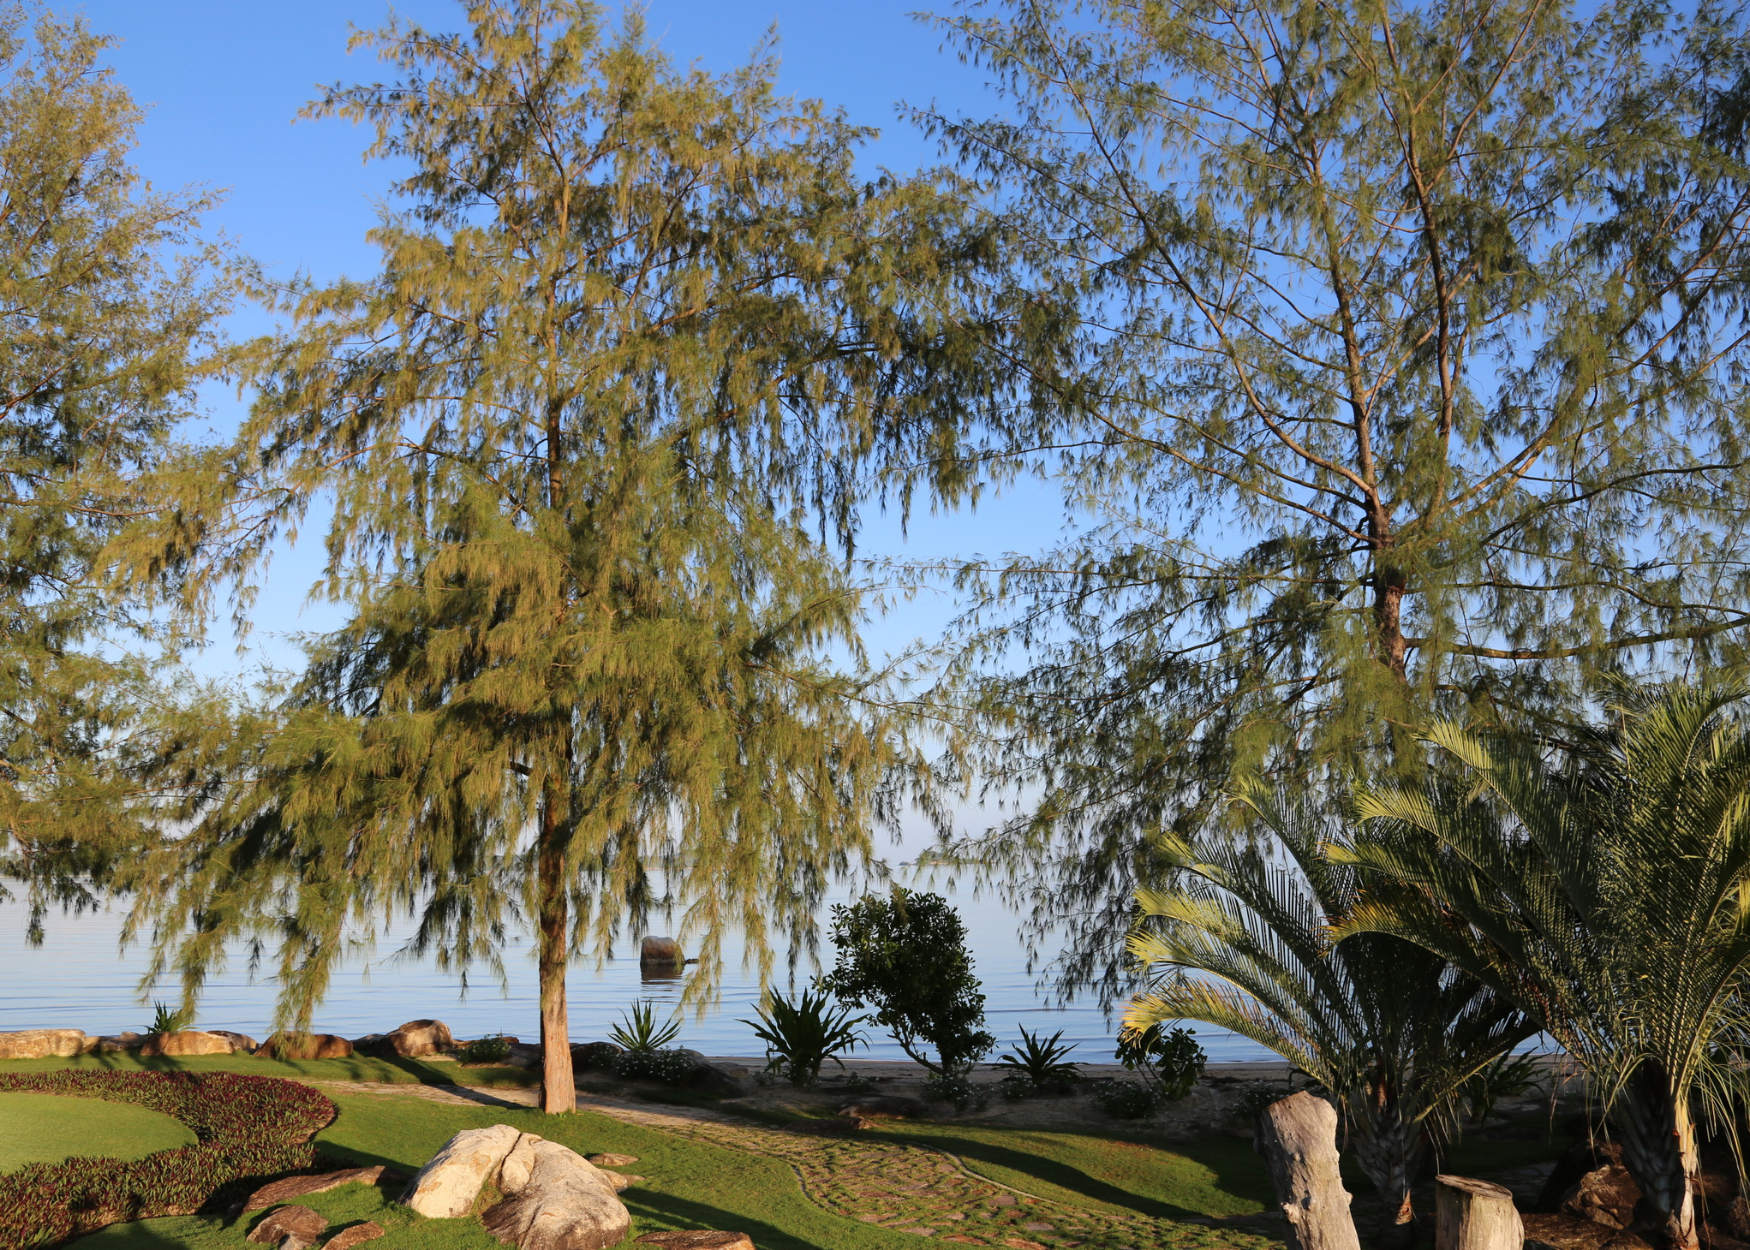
[483,1136,631,1250]
[140,1030,235,1057]
[247,1205,329,1250]
[244,1166,387,1212]
[401,1123,525,1217]
[640,936,682,966]
[385,1019,453,1057]
[322,1224,385,1250]
[0,1029,88,1059]
[635,1234,756,1250]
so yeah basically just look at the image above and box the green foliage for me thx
[1114,1024,1204,1101]
[742,987,866,1087]
[0,8,234,936]
[1344,685,1750,1247]
[921,1071,987,1113]
[1463,1052,1544,1128]
[606,1048,698,1085]
[458,1035,511,1065]
[1090,1081,1165,1121]
[819,888,995,1076]
[1126,781,1531,1233]
[126,0,981,1104]
[1232,1083,1293,1126]
[144,1002,191,1036]
[0,1071,333,1248]
[914,0,1750,1006]
[994,1026,1079,1091]
[609,1002,681,1055]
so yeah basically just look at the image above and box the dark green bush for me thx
[459,1034,512,1064]
[608,1047,698,1084]
[1114,1023,1206,1099]
[0,1071,335,1250]
[922,1070,988,1112]
[1091,1079,1166,1119]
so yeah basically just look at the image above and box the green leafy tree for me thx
[0,8,233,929]
[915,0,1750,1000]
[819,887,995,1075]
[1343,686,1750,1250]
[133,0,976,1114]
[1125,783,1531,1242]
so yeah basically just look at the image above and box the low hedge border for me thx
[0,1070,337,1249]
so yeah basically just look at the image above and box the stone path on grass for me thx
[312,1081,1284,1250]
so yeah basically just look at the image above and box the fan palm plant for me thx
[1342,685,1750,1250]
[1125,782,1531,1245]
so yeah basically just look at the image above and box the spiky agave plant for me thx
[1342,684,1750,1250]
[742,987,866,1087]
[1124,781,1531,1246]
[996,1025,1081,1090]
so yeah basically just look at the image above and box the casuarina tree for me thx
[133,0,982,1113]
[1342,686,1750,1250]
[819,887,995,1075]
[0,9,234,930]
[913,0,1750,1000]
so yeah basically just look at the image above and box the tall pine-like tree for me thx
[138,0,981,1112]
[912,0,1750,997]
[0,8,233,931]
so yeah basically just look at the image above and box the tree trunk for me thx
[1613,1065,1699,1250]
[1257,1092,1363,1250]
[1435,1176,1522,1250]
[536,791,574,1115]
[1350,1114,1422,1250]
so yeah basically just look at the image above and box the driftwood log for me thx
[1257,1092,1363,1250]
[1436,1175,1523,1250]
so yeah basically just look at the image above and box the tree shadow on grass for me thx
[880,1127,1272,1223]
[622,1190,881,1250]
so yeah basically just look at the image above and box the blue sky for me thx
[67,0,1067,680]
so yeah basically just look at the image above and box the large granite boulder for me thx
[141,1029,236,1057]
[210,1029,259,1052]
[0,1028,88,1059]
[94,1032,144,1053]
[401,1123,524,1217]
[385,1019,453,1057]
[640,936,682,966]
[483,1135,630,1250]
[258,1032,354,1060]
[399,1124,631,1250]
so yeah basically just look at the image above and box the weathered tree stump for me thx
[1256,1092,1363,1250]
[1436,1175,1523,1250]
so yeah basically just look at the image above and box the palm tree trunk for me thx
[536,788,575,1115]
[1614,1065,1698,1250]
[1349,1085,1423,1250]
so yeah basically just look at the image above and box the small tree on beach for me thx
[819,887,995,1076]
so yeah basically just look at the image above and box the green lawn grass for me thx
[0,1092,196,1172]
[71,1094,938,1250]
[875,1120,1274,1221]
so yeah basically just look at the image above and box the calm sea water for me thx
[0,881,1273,1065]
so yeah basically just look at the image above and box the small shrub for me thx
[609,1000,681,1053]
[998,1072,1037,1101]
[995,1026,1080,1091]
[143,1001,191,1035]
[922,1071,988,1112]
[1091,1079,1166,1120]
[459,1034,512,1064]
[609,1047,698,1084]
[742,987,866,1087]
[1115,1022,1206,1099]
[842,1071,876,1092]
[0,1071,334,1249]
